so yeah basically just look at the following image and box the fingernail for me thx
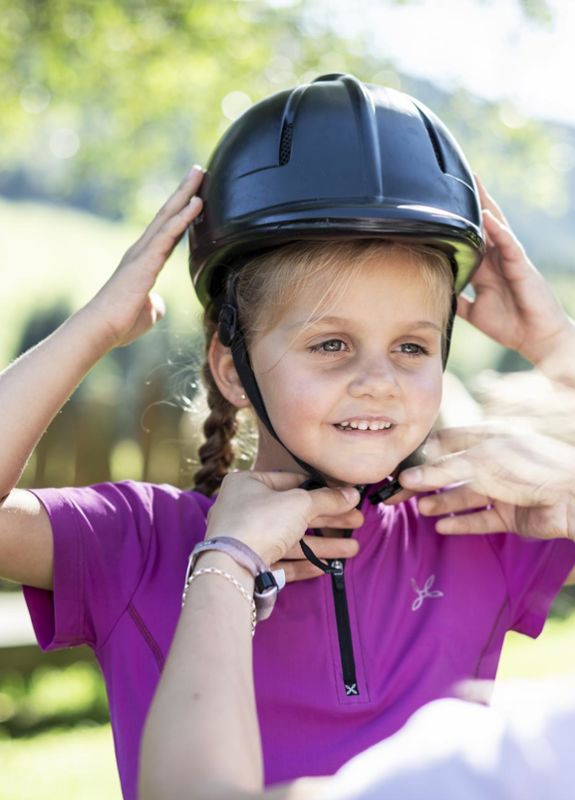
[340,486,359,503]
[417,497,433,514]
[188,165,204,177]
[400,468,422,487]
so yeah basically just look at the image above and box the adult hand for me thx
[459,177,575,372]
[206,470,362,570]
[84,167,204,349]
[399,426,575,542]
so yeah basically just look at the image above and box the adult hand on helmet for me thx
[205,470,362,573]
[83,167,204,350]
[398,425,575,544]
[459,177,575,381]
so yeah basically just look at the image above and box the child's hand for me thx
[205,470,363,569]
[83,167,204,349]
[458,176,575,370]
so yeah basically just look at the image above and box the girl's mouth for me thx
[334,420,394,432]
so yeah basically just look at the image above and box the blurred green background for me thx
[1,1,575,798]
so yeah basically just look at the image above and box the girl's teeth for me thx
[337,421,393,431]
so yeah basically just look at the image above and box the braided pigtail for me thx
[193,310,239,497]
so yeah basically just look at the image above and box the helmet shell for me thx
[189,73,484,305]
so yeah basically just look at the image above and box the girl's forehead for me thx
[279,256,441,322]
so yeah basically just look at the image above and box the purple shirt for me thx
[23,481,575,800]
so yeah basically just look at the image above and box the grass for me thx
[0,724,121,800]
[498,610,575,680]
[1,608,574,799]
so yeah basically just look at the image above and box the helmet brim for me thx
[191,203,485,305]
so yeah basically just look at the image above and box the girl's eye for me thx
[309,339,347,354]
[398,342,429,357]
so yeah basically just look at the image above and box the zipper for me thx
[330,558,359,696]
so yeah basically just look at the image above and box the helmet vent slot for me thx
[418,110,446,173]
[279,122,294,165]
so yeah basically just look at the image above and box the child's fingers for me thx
[133,167,204,255]
[137,167,204,248]
[143,196,203,263]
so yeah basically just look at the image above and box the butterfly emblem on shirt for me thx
[411,575,444,611]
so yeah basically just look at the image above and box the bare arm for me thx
[0,168,204,588]
[139,472,359,800]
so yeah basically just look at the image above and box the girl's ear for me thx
[208,332,250,408]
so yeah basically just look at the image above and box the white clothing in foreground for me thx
[320,679,575,800]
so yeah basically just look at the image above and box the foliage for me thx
[0,0,569,227]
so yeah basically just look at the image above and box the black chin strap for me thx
[217,283,336,574]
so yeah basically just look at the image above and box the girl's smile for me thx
[250,252,447,485]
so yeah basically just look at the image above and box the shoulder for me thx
[30,480,215,545]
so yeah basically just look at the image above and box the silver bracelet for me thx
[186,537,286,622]
[182,567,257,637]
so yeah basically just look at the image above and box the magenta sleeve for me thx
[488,534,575,638]
[23,481,156,651]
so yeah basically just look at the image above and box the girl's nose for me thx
[347,357,400,399]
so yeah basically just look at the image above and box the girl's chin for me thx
[320,464,402,488]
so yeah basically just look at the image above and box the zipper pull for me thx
[330,559,345,590]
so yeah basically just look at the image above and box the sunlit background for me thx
[1,1,575,798]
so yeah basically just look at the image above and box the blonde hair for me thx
[193,239,453,496]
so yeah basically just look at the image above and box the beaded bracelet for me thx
[182,567,257,637]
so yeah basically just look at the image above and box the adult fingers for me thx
[425,426,502,457]
[271,559,325,583]
[310,508,364,529]
[382,487,414,505]
[417,484,489,516]
[281,536,360,561]
[399,455,474,492]
[303,485,361,523]
[435,507,510,535]
[481,210,526,267]
[456,293,473,323]
[474,174,510,226]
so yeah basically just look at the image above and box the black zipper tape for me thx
[330,558,359,696]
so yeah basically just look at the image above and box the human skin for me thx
[249,255,445,487]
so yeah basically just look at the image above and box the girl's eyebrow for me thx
[285,315,442,333]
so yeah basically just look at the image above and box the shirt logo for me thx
[411,575,444,611]
[345,683,359,696]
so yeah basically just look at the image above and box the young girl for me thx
[1,75,574,800]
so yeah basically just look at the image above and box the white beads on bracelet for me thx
[182,567,257,637]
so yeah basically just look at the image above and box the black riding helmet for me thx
[190,73,484,303]
[188,73,485,572]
